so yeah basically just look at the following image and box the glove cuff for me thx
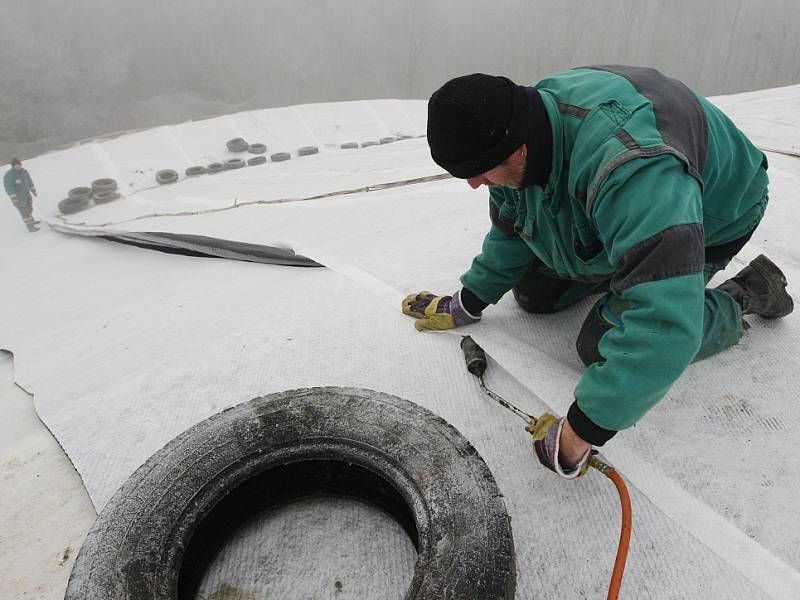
[552,417,591,480]
[459,286,489,315]
[567,402,617,446]
[450,289,482,327]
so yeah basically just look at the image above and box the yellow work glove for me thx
[401,290,481,331]
[529,413,593,479]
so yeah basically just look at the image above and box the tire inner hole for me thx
[179,460,420,599]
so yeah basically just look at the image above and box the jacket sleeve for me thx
[3,170,15,197]
[25,170,35,190]
[568,154,707,445]
[459,187,537,304]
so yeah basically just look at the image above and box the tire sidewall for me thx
[66,387,516,599]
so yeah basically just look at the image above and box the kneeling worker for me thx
[403,66,793,478]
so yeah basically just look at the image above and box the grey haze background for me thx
[2,0,799,160]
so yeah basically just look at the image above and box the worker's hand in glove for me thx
[401,290,480,331]
[528,413,593,479]
[10,194,18,206]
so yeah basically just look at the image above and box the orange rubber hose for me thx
[463,338,633,597]
[600,466,632,600]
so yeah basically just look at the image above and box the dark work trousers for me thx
[514,231,753,367]
[14,199,37,232]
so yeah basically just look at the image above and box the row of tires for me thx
[59,178,120,214]
[162,136,413,185]
[226,135,415,154]
[57,135,418,214]
[157,153,280,185]
[154,143,321,185]
[154,137,316,186]
[345,135,413,147]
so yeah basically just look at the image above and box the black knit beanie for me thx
[427,73,528,179]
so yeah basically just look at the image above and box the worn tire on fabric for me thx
[247,156,267,166]
[247,143,267,154]
[58,195,91,214]
[226,138,249,153]
[65,387,516,600]
[185,166,206,177]
[224,158,246,170]
[155,169,179,184]
[68,186,93,201]
[91,178,118,194]
[92,191,118,205]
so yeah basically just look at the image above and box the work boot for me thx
[716,254,793,319]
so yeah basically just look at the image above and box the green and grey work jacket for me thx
[460,66,768,444]
[4,167,35,204]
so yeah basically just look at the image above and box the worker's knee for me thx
[575,296,620,367]
[513,288,561,313]
[512,270,574,314]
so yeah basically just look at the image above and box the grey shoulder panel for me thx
[488,197,519,237]
[611,223,705,294]
[585,145,694,216]
[585,65,708,182]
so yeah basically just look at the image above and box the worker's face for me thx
[13,163,21,171]
[466,145,527,190]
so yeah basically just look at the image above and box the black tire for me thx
[270,151,291,162]
[91,178,117,194]
[185,166,206,177]
[206,162,225,174]
[225,158,246,170]
[68,186,93,200]
[340,142,359,149]
[247,156,267,166]
[226,137,249,153]
[65,387,515,600]
[59,196,90,215]
[93,191,118,205]
[361,140,378,148]
[380,136,397,144]
[156,169,179,184]
[297,145,319,156]
[247,143,267,154]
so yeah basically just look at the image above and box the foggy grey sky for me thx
[1,0,799,160]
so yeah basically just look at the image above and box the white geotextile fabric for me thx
[2,92,800,598]
[197,498,417,599]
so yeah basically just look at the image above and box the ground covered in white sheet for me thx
[2,91,799,598]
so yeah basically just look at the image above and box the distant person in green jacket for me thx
[4,158,40,232]
[402,67,793,478]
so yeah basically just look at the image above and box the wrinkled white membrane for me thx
[3,92,800,598]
